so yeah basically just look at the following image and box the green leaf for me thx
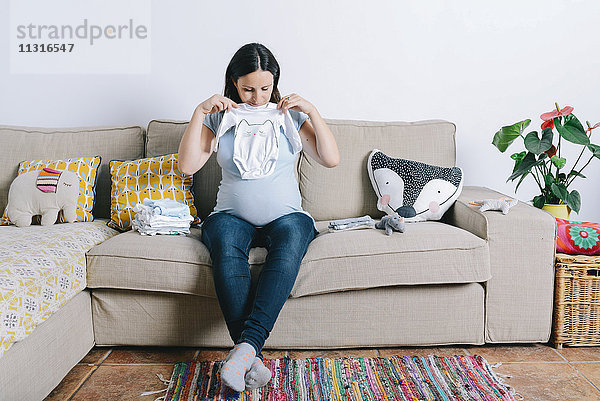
[567,190,581,213]
[551,182,569,203]
[555,114,589,145]
[510,151,527,172]
[507,152,537,181]
[510,151,526,161]
[524,129,553,155]
[588,144,600,159]
[544,173,554,187]
[515,170,530,192]
[567,170,586,179]
[492,119,531,152]
[532,194,545,209]
[541,128,554,150]
[551,155,567,169]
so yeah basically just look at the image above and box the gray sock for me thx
[219,342,256,392]
[245,357,272,390]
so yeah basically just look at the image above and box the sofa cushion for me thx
[0,220,118,357]
[555,217,600,255]
[86,228,268,297]
[86,220,489,299]
[0,124,145,219]
[107,153,199,231]
[1,156,102,225]
[366,149,464,222]
[299,119,457,221]
[293,220,490,297]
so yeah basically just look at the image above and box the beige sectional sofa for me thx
[0,119,556,400]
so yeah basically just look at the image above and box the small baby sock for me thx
[245,357,272,390]
[219,342,256,392]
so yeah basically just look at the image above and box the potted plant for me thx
[492,103,600,219]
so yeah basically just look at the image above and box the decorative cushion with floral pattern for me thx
[556,217,600,255]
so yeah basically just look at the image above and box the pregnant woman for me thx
[177,42,339,392]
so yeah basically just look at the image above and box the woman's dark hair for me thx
[224,43,281,103]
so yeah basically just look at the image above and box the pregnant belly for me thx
[216,181,303,227]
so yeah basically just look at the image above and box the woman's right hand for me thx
[197,94,239,114]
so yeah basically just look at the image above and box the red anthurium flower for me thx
[541,106,574,122]
[545,144,557,158]
[541,119,554,130]
[586,122,600,133]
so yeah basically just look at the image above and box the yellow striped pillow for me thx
[0,156,101,225]
[108,153,198,231]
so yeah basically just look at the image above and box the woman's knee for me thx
[265,213,315,257]
[201,213,256,258]
[269,213,314,237]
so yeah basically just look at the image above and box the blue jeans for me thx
[200,211,317,360]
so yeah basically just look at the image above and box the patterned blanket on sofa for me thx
[0,220,118,358]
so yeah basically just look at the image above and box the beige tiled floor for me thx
[45,343,600,400]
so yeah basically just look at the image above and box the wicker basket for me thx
[553,253,600,348]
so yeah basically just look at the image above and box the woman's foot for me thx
[245,357,272,390]
[219,342,256,392]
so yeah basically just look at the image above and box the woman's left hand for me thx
[278,93,315,115]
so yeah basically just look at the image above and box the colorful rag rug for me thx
[160,355,515,401]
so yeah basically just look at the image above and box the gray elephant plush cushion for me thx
[6,168,79,226]
[367,149,464,222]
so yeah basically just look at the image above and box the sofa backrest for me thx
[151,118,456,222]
[299,119,457,221]
[0,118,456,224]
[0,124,145,219]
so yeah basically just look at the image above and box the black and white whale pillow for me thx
[367,149,464,222]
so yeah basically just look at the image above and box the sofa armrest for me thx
[444,186,556,343]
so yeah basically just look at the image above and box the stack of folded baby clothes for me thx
[132,198,194,236]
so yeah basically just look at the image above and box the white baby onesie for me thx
[213,102,303,180]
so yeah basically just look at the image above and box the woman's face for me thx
[233,70,274,106]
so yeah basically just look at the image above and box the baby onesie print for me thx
[233,119,279,180]
[201,103,315,228]
[214,103,303,180]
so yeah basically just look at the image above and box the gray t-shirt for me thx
[203,107,317,229]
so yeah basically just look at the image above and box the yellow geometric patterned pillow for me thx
[0,156,101,225]
[108,153,198,231]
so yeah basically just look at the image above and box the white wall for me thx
[2,0,599,221]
